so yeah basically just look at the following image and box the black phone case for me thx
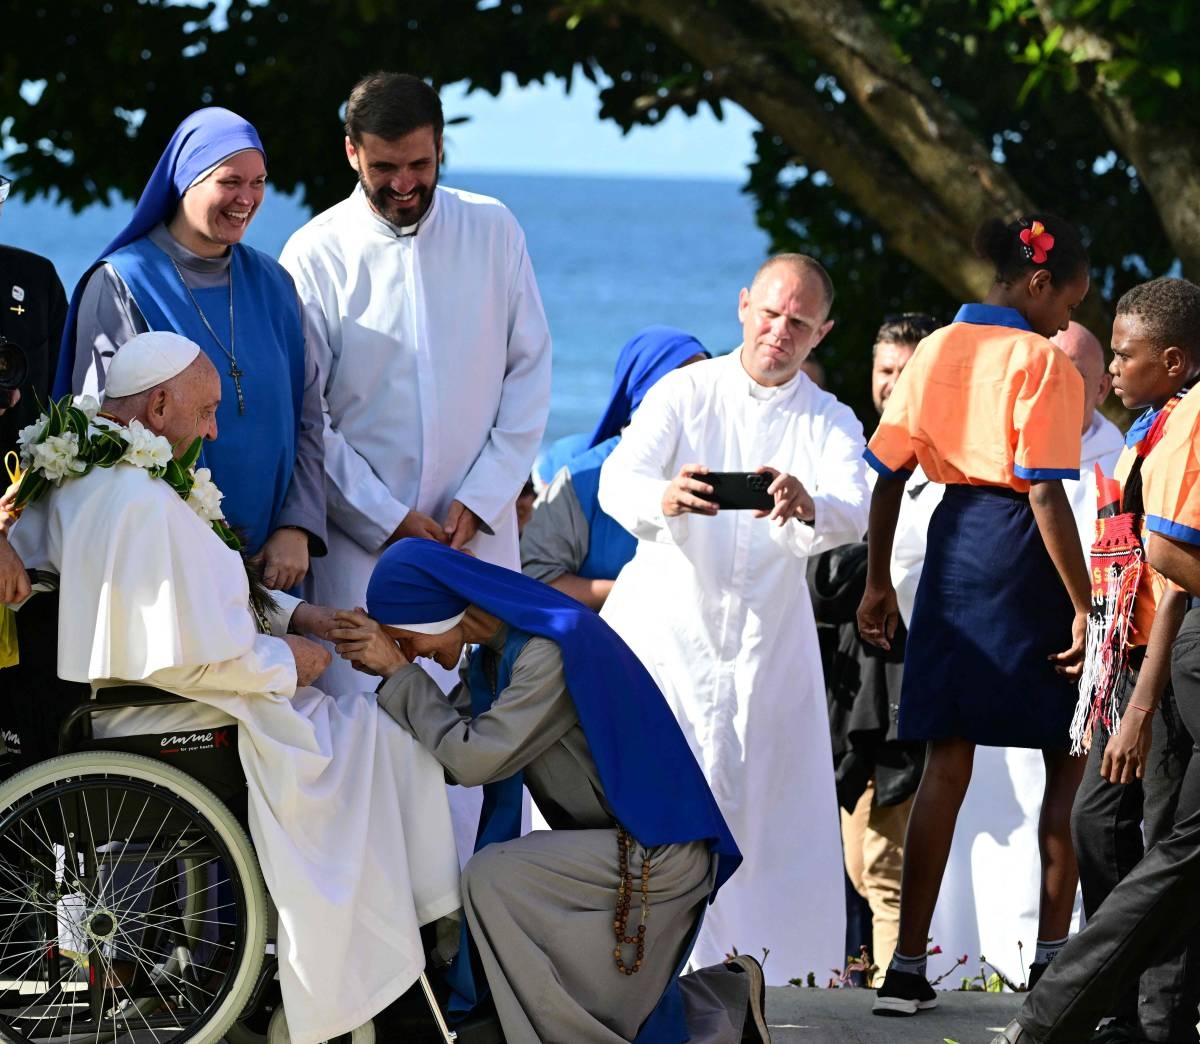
[699,472,774,511]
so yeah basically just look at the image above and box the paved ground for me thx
[766,987,1023,1044]
[240,982,1026,1042]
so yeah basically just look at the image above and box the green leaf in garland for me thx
[162,458,190,497]
[178,437,203,473]
[45,398,62,438]
[65,406,88,441]
[13,471,47,509]
[213,519,243,552]
[89,429,127,468]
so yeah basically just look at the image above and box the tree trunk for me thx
[754,0,1034,237]
[617,0,995,300]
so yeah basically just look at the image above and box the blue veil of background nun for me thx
[532,326,707,488]
[586,325,709,449]
[367,539,741,1043]
[52,108,265,397]
[562,326,709,580]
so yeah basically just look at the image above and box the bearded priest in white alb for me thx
[279,73,551,702]
[599,256,871,985]
[280,74,550,866]
[8,333,461,1044]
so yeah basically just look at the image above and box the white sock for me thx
[1034,936,1068,965]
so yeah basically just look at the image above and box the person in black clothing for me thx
[0,173,68,456]
[0,170,79,778]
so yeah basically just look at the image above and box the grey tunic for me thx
[72,224,327,551]
[378,629,748,1044]
[520,467,590,584]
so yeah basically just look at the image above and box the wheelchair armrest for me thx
[58,686,192,754]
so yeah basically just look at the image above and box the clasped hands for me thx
[661,464,814,525]
[281,600,411,685]
[387,499,482,551]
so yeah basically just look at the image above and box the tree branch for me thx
[614,0,994,300]
[754,0,1035,237]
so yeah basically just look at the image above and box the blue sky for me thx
[441,74,758,180]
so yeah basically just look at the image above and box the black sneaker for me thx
[1088,1021,1138,1044]
[725,954,771,1042]
[872,967,938,1016]
[991,1020,1042,1043]
[1027,960,1049,988]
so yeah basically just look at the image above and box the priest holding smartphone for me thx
[599,253,871,984]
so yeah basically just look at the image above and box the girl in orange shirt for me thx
[859,215,1092,1016]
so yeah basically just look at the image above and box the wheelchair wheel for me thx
[0,751,267,1043]
[266,1007,375,1043]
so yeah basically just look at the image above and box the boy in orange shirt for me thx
[997,277,1200,1043]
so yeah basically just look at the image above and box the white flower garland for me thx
[14,395,241,549]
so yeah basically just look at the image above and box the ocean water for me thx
[0,172,770,443]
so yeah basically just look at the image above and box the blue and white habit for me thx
[56,107,324,555]
[367,540,748,1044]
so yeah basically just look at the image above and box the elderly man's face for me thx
[346,127,441,226]
[871,341,916,414]
[737,267,834,387]
[156,362,221,457]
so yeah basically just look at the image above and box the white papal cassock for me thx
[598,351,870,986]
[10,463,461,1044]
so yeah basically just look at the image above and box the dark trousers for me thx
[1021,609,1200,1042]
[1070,663,1194,1038]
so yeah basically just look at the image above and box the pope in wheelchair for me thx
[1,332,461,1043]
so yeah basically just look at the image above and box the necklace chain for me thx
[168,256,246,414]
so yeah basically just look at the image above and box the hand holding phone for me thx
[696,472,774,512]
[755,466,815,525]
[662,464,719,517]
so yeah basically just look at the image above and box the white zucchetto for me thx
[104,331,202,398]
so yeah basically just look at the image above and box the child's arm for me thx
[1101,587,1187,784]
[1029,479,1091,677]
[857,473,906,650]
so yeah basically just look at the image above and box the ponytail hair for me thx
[972,213,1088,286]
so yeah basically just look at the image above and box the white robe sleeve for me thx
[139,633,298,700]
[282,250,411,553]
[265,591,303,638]
[451,228,551,532]
[769,401,870,559]
[597,380,689,545]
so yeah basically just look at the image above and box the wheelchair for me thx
[0,584,468,1044]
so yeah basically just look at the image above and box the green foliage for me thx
[2,0,1197,418]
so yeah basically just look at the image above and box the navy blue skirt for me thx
[900,485,1076,749]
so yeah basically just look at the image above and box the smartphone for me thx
[697,471,774,511]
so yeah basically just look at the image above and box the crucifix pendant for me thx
[229,364,246,415]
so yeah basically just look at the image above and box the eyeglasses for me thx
[0,176,11,205]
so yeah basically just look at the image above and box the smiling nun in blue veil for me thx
[520,326,709,609]
[54,107,325,585]
[330,539,766,1044]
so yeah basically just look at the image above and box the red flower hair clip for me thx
[1019,220,1055,264]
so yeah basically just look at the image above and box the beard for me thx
[360,166,438,227]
